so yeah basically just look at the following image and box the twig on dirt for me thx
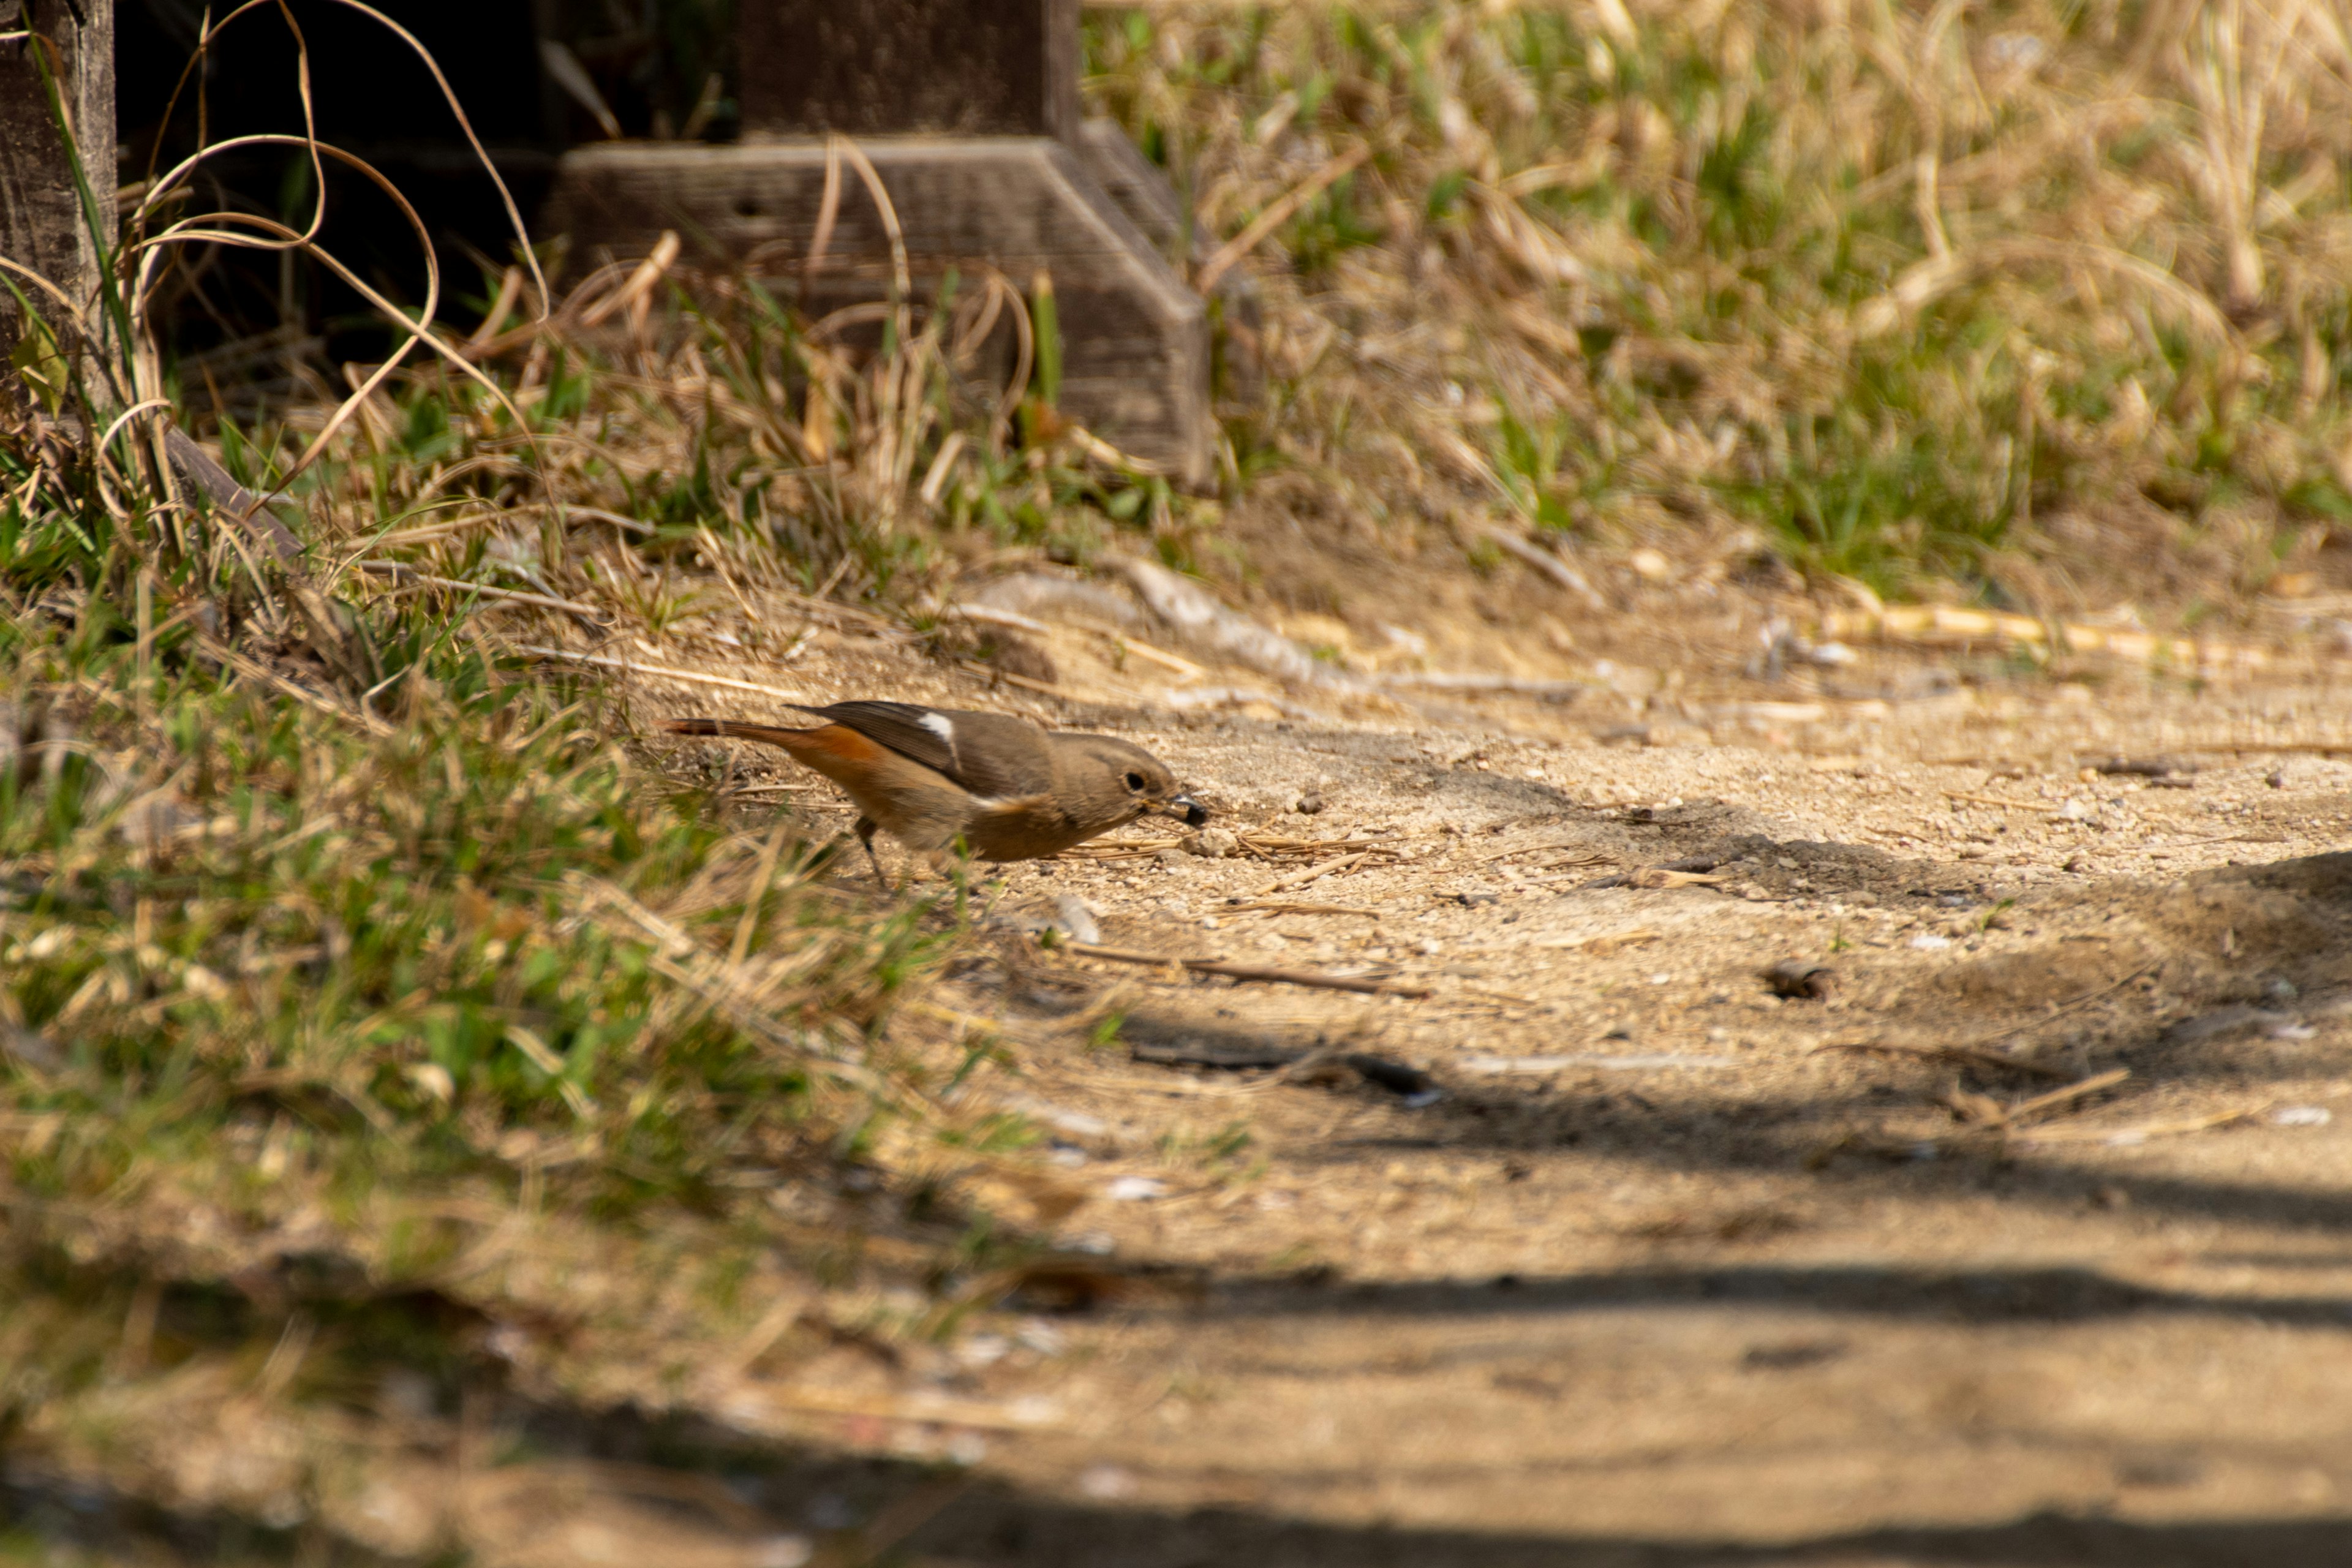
[2169,740,2352,758]
[1811,1040,2076,1082]
[1483,839,1612,864]
[1817,1066,2135,1163]
[1478,526,1608,609]
[1241,832,1407,855]
[1447,982,1550,1009]
[1222,900,1380,918]
[1992,1066,2132,1126]
[1061,940,1433,998]
[1963,960,2162,1046]
[1943,790,2067,814]
[1586,867,1728,890]
[2167,831,2288,848]
[1532,927,1660,952]
[2011,1102,2273,1145]
[1055,837,1183,861]
[1109,636,1205,679]
[1128,1039,1438,1100]
[1251,851,1369,895]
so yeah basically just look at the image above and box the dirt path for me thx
[641,606,2352,1566]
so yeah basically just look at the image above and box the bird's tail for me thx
[662,717,823,752]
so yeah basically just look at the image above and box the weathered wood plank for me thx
[738,0,1080,141]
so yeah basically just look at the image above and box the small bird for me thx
[664,700,1208,883]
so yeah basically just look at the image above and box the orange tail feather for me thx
[662,718,823,752]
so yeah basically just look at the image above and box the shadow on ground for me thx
[13,1449,2350,1568]
[903,1496,2352,1567]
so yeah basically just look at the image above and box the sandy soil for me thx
[635,582,2352,1567]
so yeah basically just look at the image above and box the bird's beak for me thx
[1153,793,1210,827]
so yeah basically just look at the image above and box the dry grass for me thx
[1086,0,2352,612]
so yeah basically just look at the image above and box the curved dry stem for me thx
[832,135,913,324]
[94,398,173,456]
[132,0,548,323]
[134,153,544,528]
[131,137,445,497]
[804,138,845,290]
[989,270,1035,454]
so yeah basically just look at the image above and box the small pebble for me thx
[1295,792,1326,815]
[1079,1465,1138,1500]
[1054,894,1102,945]
[2267,771,2287,788]
[1761,959,1834,998]
[1185,826,1241,858]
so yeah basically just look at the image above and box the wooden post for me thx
[548,0,1215,488]
[738,0,1080,143]
[0,0,115,347]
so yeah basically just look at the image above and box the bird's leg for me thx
[852,816,890,890]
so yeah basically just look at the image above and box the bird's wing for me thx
[815,702,1053,801]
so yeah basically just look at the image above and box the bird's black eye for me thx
[1124,771,1147,791]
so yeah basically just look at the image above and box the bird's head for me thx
[1054,734,1210,830]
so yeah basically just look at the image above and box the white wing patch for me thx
[919,712,958,746]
